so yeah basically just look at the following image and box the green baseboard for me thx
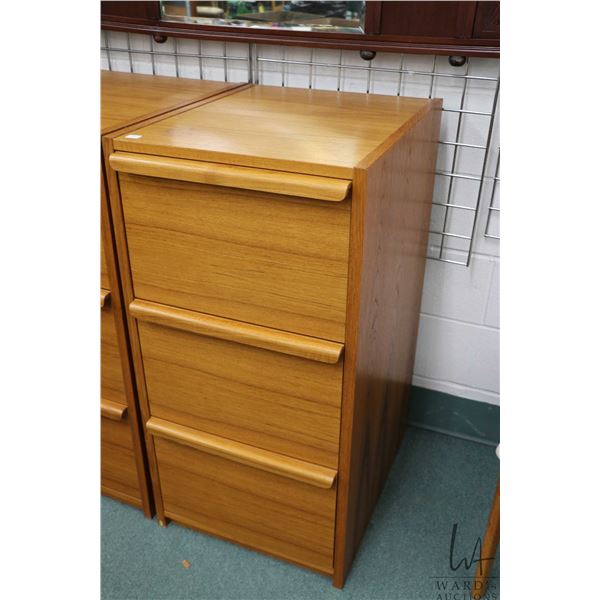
[408,386,499,446]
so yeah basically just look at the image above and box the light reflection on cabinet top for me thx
[113,85,441,178]
[101,71,239,135]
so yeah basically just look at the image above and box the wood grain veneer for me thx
[104,83,442,586]
[137,316,343,468]
[129,299,344,364]
[147,418,337,488]
[101,413,141,506]
[101,166,153,514]
[112,86,434,178]
[333,101,442,587]
[110,152,351,202]
[101,71,240,135]
[101,74,244,516]
[101,398,128,421]
[154,435,337,574]
[118,173,351,341]
[100,301,127,404]
[101,241,110,290]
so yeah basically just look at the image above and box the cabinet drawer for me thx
[149,420,337,574]
[134,300,343,468]
[101,409,141,504]
[101,298,126,404]
[118,172,351,342]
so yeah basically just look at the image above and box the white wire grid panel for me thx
[101,31,500,266]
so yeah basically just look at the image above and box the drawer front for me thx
[101,414,141,503]
[101,302,126,404]
[119,174,351,342]
[138,317,343,469]
[154,434,336,574]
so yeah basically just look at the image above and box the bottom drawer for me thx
[152,426,337,574]
[101,412,141,506]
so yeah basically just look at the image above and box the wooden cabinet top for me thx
[101,71,239,135]
[112,85,441,179]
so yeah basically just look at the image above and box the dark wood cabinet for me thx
[101,1,499,58]
[379,1,477,39]
[101,1,160,23]
[473,1,501,39]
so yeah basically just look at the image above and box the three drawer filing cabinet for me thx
[102,84,442,587]
[100,71,244,516]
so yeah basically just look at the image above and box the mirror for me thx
[160,1,367,34]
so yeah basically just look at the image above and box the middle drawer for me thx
[133,300,344,469]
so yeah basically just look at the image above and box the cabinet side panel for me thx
[333,105,442,587]
[101,159,155,517]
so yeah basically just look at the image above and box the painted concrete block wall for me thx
[101,32,500,406]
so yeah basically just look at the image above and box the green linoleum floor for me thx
[102,427,500,600]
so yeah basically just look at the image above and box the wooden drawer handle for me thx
[100,288,111,308]
[109,152,351,202]
[101,398,127,421]
[130,299,343,364]
[147,417,337,489]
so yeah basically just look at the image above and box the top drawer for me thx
[113,156,351,342]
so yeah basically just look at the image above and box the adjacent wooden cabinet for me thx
[101,178,146,508]
[100,71,243,516]
[102,80,441,586]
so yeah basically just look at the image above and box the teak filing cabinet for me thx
[101,77,441,588]
[100,72,243,515]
